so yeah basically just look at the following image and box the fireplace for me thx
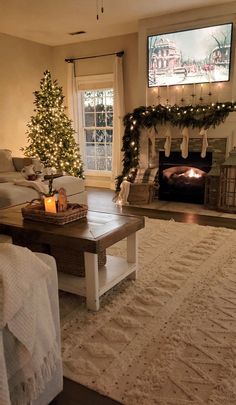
[158,151,213,204]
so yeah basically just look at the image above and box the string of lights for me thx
[115,101,236,191]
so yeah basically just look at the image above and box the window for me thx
[80,88,114,173]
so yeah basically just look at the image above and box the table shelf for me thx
[58,255,137,297]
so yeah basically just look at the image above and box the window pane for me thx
[84,103,95,112]
[96,159,106,171]
[96,144,105,157]
[106,89,113,97]
[85,130,95,143]
[106,144,112,157]
[84,92,95,111]
[81,87,113,173]
[96,130,105,142]
[107,113,113,127]
[95,103,105,112]
[86,143,95,156]
[96,113,106,127]
[106,130,113,142]
[85,113,95,127]
[86,157,96,170]
[106,104,113,112]
[107,158,112,171]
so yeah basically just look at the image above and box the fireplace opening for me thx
[158,151,213,204]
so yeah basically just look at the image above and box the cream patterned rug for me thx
[60,218,236,405]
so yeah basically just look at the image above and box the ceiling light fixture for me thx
[96,0,104,21]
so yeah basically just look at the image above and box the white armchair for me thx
[0,245,63,405]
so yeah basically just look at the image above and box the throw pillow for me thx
[0,149,15,172]
[134,167,158,184]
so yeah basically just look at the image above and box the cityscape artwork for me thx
[148,23,233,87]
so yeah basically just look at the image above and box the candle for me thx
[193,83,196,96]
[167,85,169,103]
[181,85,184,99]
[44,195,57,213]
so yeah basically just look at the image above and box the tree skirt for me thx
[60,218,236,405]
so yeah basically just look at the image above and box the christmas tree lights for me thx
[23,70,84,178]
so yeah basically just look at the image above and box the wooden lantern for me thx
[204,162,220,209]
[218,147,236,213]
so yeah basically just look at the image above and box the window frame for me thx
[77,74,114,177]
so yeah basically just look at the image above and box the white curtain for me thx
[66,62,79,140]
[112,55,125,188]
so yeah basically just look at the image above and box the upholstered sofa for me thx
[0,149,87,208]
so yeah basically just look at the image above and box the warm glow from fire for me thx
[179,168,202,179]
[187,168,201,178]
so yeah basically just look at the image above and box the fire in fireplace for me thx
[159,151,212,204]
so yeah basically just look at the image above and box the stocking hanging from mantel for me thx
[180,127,189,158]
[200,127,208,158]
[164,126,172,157]
[147,126,157,163]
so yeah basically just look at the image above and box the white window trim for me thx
[76,74,114,179]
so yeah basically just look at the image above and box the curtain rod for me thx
[65,50,124,63]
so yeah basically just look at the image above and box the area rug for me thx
[59,218,236,405]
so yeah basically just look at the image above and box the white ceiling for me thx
[0,0,235,46]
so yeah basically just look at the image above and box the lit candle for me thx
[44,196,57,213]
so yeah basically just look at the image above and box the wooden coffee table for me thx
[0,205,144,310]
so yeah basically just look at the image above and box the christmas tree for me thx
[23,70,84,178]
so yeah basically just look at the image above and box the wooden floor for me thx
[51,187,236,405]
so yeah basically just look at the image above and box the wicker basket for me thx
[22,202,88,225]
[51,246,107,277]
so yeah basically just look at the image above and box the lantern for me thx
[218,147,236,213]
[204,162,220,209]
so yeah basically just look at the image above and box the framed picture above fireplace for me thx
[147,22,233,87]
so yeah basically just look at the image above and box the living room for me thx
[1,1,236,404]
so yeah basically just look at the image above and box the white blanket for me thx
[116,180,131,205]
[0,244,59,405]
[14,179,48,195]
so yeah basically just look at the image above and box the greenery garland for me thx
[115,101,236,191]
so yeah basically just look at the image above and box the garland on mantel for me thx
[115,101,236,191]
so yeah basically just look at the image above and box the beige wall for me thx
[0,33,52,155]
[139,2,236,107]
[1,2,236,159]
[52,33,138,114]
